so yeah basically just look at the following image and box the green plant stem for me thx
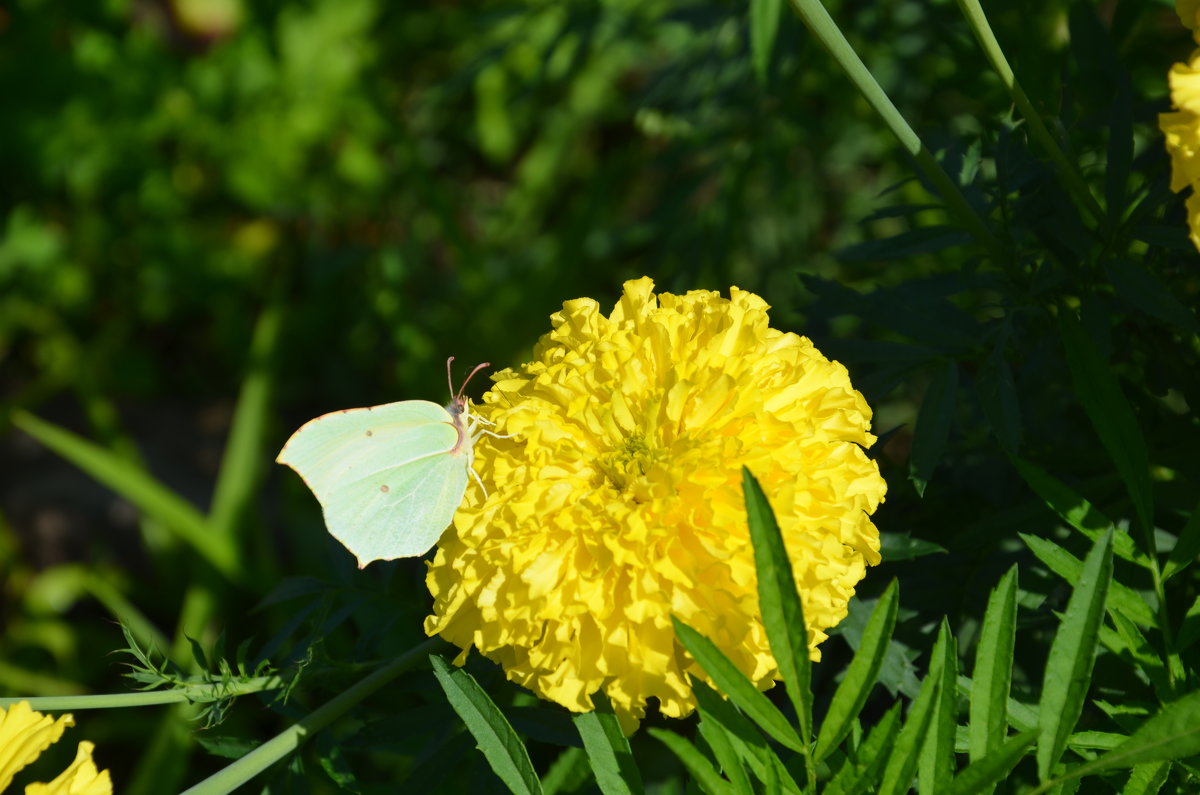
[953,0,1105,225]
[179,639,442,795]
[0,676,283,711]
[786,0,1003,260]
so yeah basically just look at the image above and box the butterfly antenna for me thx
[452,360,491,403]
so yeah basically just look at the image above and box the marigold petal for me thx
[24,741,112,795]
[0,702,74,792]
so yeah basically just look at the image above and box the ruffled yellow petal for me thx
[25,741,112,795]
[426,278,887,729]
[0,702,74,792]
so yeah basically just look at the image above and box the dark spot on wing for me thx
[365,430,373,437]
[380,484,390,493]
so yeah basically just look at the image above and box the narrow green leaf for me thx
[672,617,804,753]
[697,715,753,795]
[1105,610,1171,701]
[1010,456,1148,569]
[824,703,902,795]
[1057,311,1154,538]
[429,656,542,795]
[573,698,644,795]
[1104,259,1200,334]
[945,730,1037,795]
[1163,499,1200,581]
[977,343,1021,454]
[1175,595,1200,653]
[1121,761,1171,795]
[815,580,899,761]
[970,565,1017,773]
[1067,690,1200,779]
[1036,529,1114,781]
[542,747,590,795]
[742,468,812,746]
[1104,74,1133,223]
[749,0,783,86]
[1021,533,1154,627]
[909,360,958,497]
[209,300,282,552]
[691,679,802,794]
[918,621,957,795]
[878,669,943,795]
[648,729,733,795]
[10,409,237,581]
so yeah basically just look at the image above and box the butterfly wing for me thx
[277,399,469,566]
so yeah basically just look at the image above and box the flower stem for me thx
[0,676,285,711]
[179,639,442,795]
[785,0,1004,260]
[953,0,1105,225]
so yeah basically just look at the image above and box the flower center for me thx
[599,432,654,491]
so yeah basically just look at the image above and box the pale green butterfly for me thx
[277,359,491,568]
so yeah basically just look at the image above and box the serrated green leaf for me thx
[573,697,643,795]
[697,714,753,795]
[743,468,811,747]
[945,730,1037,795]
[1037,529,1113,780]
[691,679,802,794]
[918,621,957,795]
[672,617,804,753]
[969,565,1017,778]
[429,655,542,795]
[977,343,1021,454]
[1066,690,1200,779]
[1163,499,1200,581]
[1010,456,1149,569]
[1104,259,1199,334]
[749,0,782,86]
[648,729,733,795]
[815,580,899,761]
[878,668,943,795]
[1057,311,1154,540]
[1121,761,1171,795]
[910,360,958,497]
[1021,533,1154,627]
[824,703,902,795]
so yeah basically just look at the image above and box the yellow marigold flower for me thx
[425,277,886,728]
[1162,51,1200,252]
[1179,0,1200,32]
[0,702,112,795]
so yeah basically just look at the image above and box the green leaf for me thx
[1105,610,1171,701]
[697,714,753,795]
[749,0,783,86]
[10,409,238,581]
[815,580,899,761]
[1121,761,1171,795]
[1036,529,1113,781]
[878,667,944,795]
[1104,259,1200,334]
[878,533,947,561]
[1162,499,1200,581]
[1010,456,1149,569]
[976,342,1021,454]
[1176,595,1200,653]
[672,617,804,753]
[969,565,1017,775]
[573,697,644,795]
[945,730,1037,795]
[429,656,543,795]
[918,620,957,795]
[1057,310,1154,538]
[909,360,958,497]
[542,747,591,795]
[691,679,802,794]
[648,729,733,795]
[1066,690,1200,779]
[824,703,902,795]
[742,468,812,747]
[1104,74,1132,224]
[1020,533,1154,628]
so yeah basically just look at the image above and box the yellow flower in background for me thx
[0,701,111,794]
[1161,46,1200,251]
[425,277,886,728]
[1179,0,1200,33]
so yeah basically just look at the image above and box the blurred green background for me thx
[3,0,1199,791]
